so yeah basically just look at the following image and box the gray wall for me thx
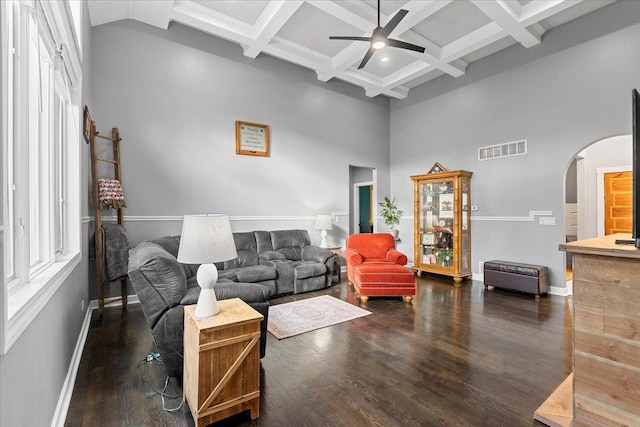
[0,2,93,426]
[90,20,390,298]
[390,0,640,289]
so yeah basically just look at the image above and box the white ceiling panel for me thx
[87,0,617,99]
[279,3,365,58]
[191,0,269,26]
[410,1,492,47]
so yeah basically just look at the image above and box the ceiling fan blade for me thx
[387,38,426,53]
[329,36,373,42]
[379,9,408,38]
[357,48,376,69]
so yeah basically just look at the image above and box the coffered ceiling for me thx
[87,0,616,99]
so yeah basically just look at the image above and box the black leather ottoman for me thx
[483,260,549,300]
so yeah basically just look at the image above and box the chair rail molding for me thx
[84,213,351,223]
[402,211,554,222]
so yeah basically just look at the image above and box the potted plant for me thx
[379,196,404,239]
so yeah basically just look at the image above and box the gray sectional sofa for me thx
[216,229,335,295]
[128,229,334,378]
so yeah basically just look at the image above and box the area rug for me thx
[267,295,371,339]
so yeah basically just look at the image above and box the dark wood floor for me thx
[65,275,572,426]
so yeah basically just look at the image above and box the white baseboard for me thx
[88,294,139,310]
[51,305,92,427]
[548,285,570,296]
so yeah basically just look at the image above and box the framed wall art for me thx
[83,105,92,144]
[236,120,269,157]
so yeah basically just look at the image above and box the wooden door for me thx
[604,171,632,234]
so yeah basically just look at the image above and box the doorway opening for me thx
[349,166,377,236]
[564,135,632,284]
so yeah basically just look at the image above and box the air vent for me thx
[478,140,527,161]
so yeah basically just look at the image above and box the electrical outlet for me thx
[471,206,478,211]
[479,261,484,274]
[539,217,556,226]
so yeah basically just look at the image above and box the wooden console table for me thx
[535,234,640,426]
[183,298,263,426]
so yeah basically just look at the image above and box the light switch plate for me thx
[539,217,556,225]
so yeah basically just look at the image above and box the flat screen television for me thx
[616,88,640,247]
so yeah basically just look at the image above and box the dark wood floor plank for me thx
[65,275,572,426]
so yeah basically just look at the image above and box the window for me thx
[1,0,82,354]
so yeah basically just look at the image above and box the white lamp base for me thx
[320,229,328,248]
[194,263,220,318]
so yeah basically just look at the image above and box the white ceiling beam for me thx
[391,0,453,34]
[382,62,435,90]
[264,36,409,99]
[243,1,304,59]
[366,84,409,99]
[130,0,175,30]
[471,0,542,48]
[307,0,375,32]
[503,0,523,14]
[87,0,130,26]
[519,0,584,26]
[172,0,254,45]
[441,22,505,62]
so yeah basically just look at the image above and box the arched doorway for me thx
[564,135,632,282]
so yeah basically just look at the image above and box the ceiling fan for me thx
[329,0,426,69]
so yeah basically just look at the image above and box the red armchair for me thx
[344,233,415,302]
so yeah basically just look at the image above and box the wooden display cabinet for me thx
[410,164,473,285]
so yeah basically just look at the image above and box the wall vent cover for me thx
[478,140,527,161]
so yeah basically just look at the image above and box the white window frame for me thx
[1,0,82,355]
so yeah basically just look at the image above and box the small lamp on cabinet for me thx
[177,214,238,318]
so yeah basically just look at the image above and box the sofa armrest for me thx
[386,249,408,265]
[301,245,333,264]
[259,251,286,261]
[344,249,363,266]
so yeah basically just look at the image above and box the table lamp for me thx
[177,214,238,318]
[314,214,332,248]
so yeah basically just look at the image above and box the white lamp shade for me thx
[314,214,332,230]
[177,214,238,264]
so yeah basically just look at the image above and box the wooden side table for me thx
[325,245,341,284]
[183,298,263,426]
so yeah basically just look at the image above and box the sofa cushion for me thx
[270,230,311,261]
[224,232,259,269]
[149,235,199,278]
[294,261,326,280]
[218,269,238,282]
[130,241,187,307]
[235,265,277,283]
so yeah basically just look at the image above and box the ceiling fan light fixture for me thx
[371,35,386,50]
[328,0,424,70]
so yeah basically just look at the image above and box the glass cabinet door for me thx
[419,179,455,269]
[460,177,471,274]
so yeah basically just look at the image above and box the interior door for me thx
[604,171,632,234]
[359,185,372,233]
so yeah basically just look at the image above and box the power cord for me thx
[136,353,184,412]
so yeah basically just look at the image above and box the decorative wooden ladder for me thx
[88,116,127,314]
